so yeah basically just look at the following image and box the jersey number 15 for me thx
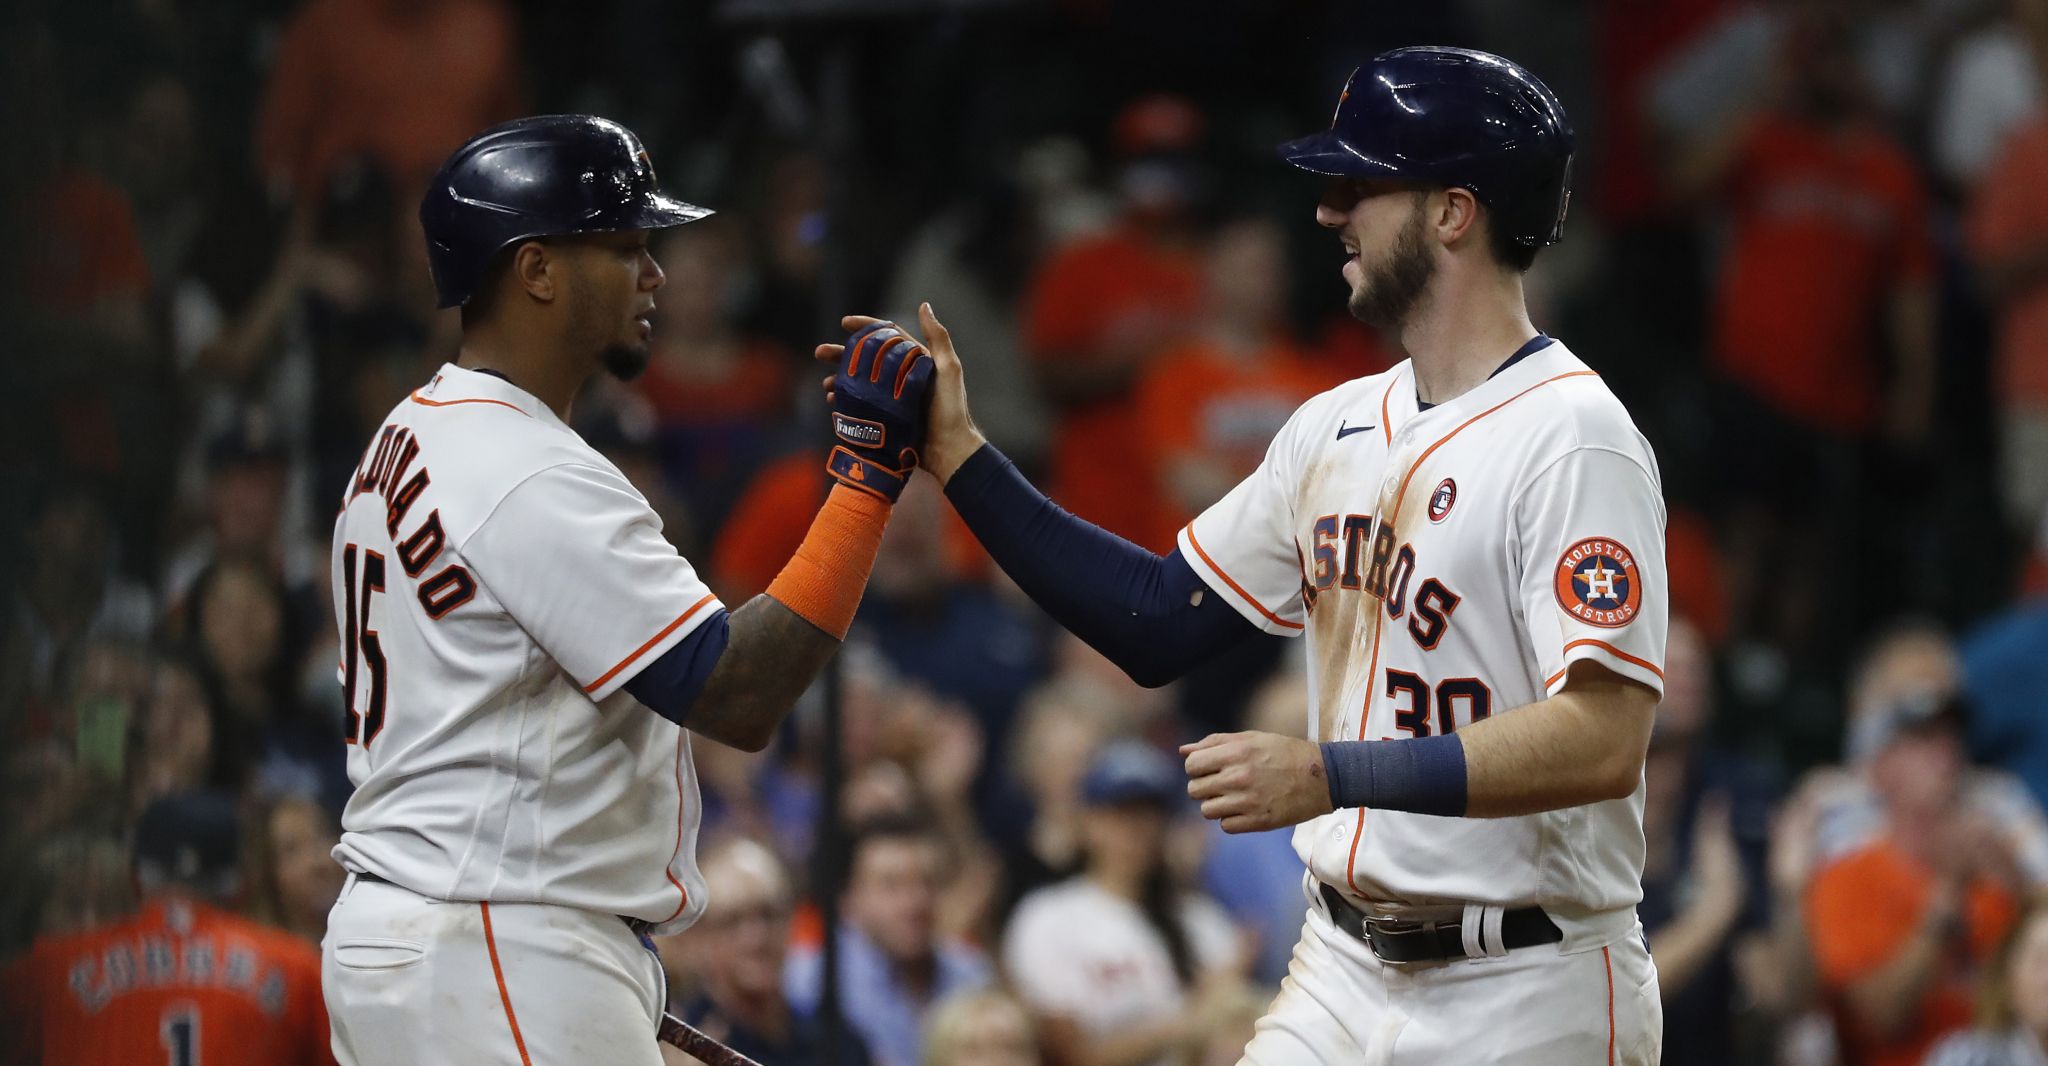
[341,543,389,747]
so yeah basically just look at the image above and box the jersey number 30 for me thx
[342,543,389,747]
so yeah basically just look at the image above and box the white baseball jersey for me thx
[1003,878,1240,1065]
[1179,339,1666,946]
[328,363,722,934]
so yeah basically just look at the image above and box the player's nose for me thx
[1314,202,1347,229]
[640,250,666,291]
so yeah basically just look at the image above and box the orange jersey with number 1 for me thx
[2,900,334,1066]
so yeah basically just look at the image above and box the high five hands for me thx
[816,303,987,489]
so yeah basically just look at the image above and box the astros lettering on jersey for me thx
[329,364,721,932]
[1178,339,1667,949]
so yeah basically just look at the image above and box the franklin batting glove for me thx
[827,323,933,502]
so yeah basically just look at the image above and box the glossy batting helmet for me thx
[420,115,713,309]
[1279,47,1574,247]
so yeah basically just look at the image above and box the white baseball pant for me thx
[1240,880,1662,1065]
[322,874,669,1065]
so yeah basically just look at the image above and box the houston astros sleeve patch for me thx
[1553,537,1642,628]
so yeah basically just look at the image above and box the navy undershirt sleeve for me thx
[942,443,1258,687]
[622,609,732,727]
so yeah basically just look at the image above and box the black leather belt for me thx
[350,870,657,937]
[1319,884,1560,963]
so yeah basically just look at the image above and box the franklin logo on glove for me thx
[832,413,886,448]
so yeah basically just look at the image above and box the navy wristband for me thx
[1320,734,1468,817]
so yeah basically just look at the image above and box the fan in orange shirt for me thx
[1805,697,2021,1066]
[1,792,336,1066]
[1021,95,1210,551]
[1133,217,1349,547]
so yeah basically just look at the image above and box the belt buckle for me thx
[1365,917,1439,963]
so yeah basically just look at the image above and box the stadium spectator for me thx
[1019,94,1208,549]
[3,487,155,731]
[1003,740,1249,1066]
[1674,8,1938,667]
[992,672,1113,914]
[255,0,522,199]
[741,151,832,359]
[1638,618,1776,1065]
[111,72,205,288]
[161,411,312,611]
[709,449,825,602]
[1805,686,2023,1066]
[1198,671,1309,986]
[857,477,1045,743]
[183,559,299,791]
[885,173,1052,466]
[23,833,135,941]
[665,837,873,1066]
[1930,0,2044,191]
[245,793,344,945]
[1962,592,2048,808]
[1967,34,2048,537]
[1132,215,1339,544]
[0,792,334,1065]
[785,816,992,1066]
[691,726,814,871]
[923,986,1043,1066]
[26,118,153,348]
[631,219,791,530]
[1925,900,2048,1066]
[1803,623,2048,881]
[128,650,219,816]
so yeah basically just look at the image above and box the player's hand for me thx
[816,320,934,502]
[1180,731,1335,833]
[912,303,990,484]
[816,304,985,485]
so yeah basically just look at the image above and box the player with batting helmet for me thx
[826,47,1666,1063]
[320,114,934,1065]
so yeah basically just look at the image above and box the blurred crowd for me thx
[5,0,2048,1063]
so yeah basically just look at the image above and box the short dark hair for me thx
[840,814,941,886]
[1485,208,1540,273]
[458,246,515,329]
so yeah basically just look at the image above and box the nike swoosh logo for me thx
[1336,421,1376,440]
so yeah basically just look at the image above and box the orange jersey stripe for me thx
[1379,376,1396,447]
[583,594,719,694]
[481,903,533,1066]
[408,392,530,417]
[658,730,692,924]
[1183,525,1305,631]
[1545,639,1666,689]
[1603,945,1616,1065]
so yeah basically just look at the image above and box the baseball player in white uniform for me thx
[826,47,1665,1064]
[322,116,938,1065]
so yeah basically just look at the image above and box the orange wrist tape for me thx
[765,483,892,639]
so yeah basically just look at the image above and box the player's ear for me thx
[511,240,556,304]
[1435,188,1481,249]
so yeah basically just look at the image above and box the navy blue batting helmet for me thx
[420,115,713,309]
[1279,47,1574,247]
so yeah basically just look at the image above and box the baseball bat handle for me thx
[658,1011,767,1066]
